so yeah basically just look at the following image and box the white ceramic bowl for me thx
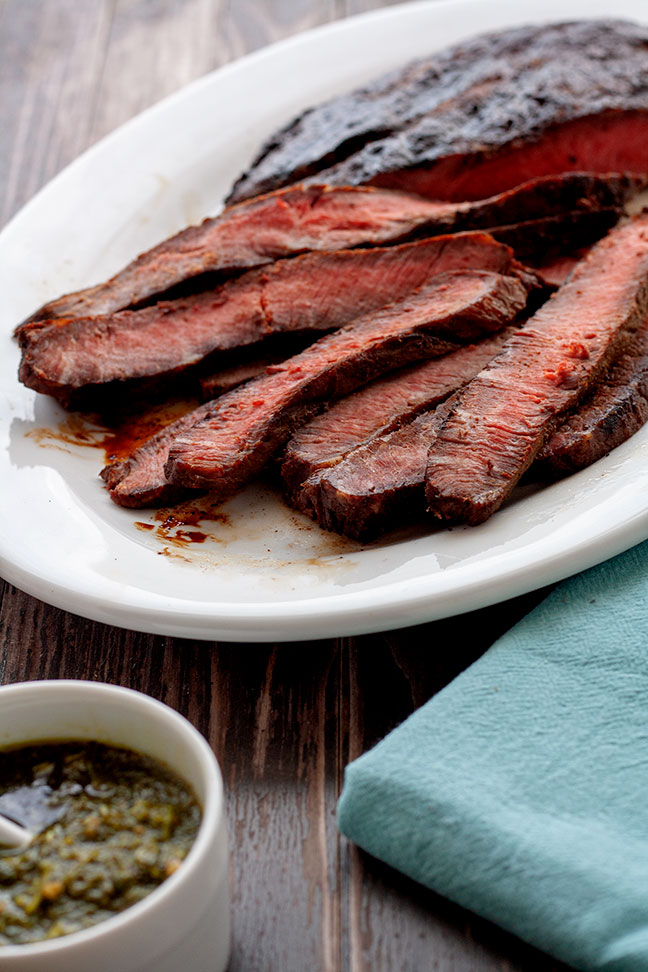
[0,680,230,972]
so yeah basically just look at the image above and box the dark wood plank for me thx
[0,3,570,971]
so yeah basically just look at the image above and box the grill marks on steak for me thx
[163,271,528,500]
[281,329,513,497]
[425,215,648,526]
[19,234,526,405]
[227,20,648,204]
[539,322,648,473]
[18,172,626,335]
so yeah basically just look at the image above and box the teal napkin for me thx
[338,540,648,972]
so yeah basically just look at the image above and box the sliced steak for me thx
[300,404,450,542]
[227,20,648,204]
[19,233,527,406]
[531,251,587,289]
[197,334,316,400]
[199,356,280,400]
[281,328,513,495]
[425,215,648,526]
[17,185,466,330]
[100,403,214,508]
[486,208,622,264]
[163,271,528,499]
[539,323,648,473]
[297,321,648,540]
[19,172,629,334]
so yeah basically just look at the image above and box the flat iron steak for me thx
[163,271,528,500]
[102,271,527,509]
[227,19,648,204]
[425,214,648,526]
[18,171,620,334]
[539,322,648,473]
[281,328,514,496]
[19,233,524,406]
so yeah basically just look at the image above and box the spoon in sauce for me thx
[0,812,32,850]
[0,784,64,851]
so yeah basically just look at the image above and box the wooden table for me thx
[0,2,570,969]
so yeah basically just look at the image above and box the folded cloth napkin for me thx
[337,540,648,972]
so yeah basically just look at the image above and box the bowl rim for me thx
[0,679,225,958]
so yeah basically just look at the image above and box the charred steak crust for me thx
[18,233,527,406]
[424,215,648,526]
[539,323,648,473]
[163,271,528,501]
[227,20,648,204]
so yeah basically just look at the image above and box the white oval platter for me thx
[1,0,648,641]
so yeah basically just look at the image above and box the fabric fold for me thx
[338,539,648,971]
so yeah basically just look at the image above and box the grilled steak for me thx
[199,357,271,398]
[425,215,648,526]
[291,318,648,540]
[532,251,586,289]
[164,271,527,499]
[299,405,450,542]
[20,233,526,406]
[486,209,622,264]
[227,20,648,204]
[281,329,513,496]
[18,172,628,336]
[100,403,214,508]
[17,184,467,330]
[539,322,648,473]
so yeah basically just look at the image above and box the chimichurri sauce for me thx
[0,741,201,945]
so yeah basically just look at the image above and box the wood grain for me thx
[0,3,570,970]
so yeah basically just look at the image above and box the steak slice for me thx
[199,357,271,398]
[486,208,622,264]
[538,322,648,473]
[19,233,527,406]
[531,251,587,289]
[227,20,648,204]
[301,405,450,542]
[163,271,528,499]
[198,334,317,400]
[281,328,513,496]
[425,215,648,526]
[17,184,466,330]
[100,403,214,508]
[18,172,629,334]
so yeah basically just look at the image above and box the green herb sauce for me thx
[0,741,201,945]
